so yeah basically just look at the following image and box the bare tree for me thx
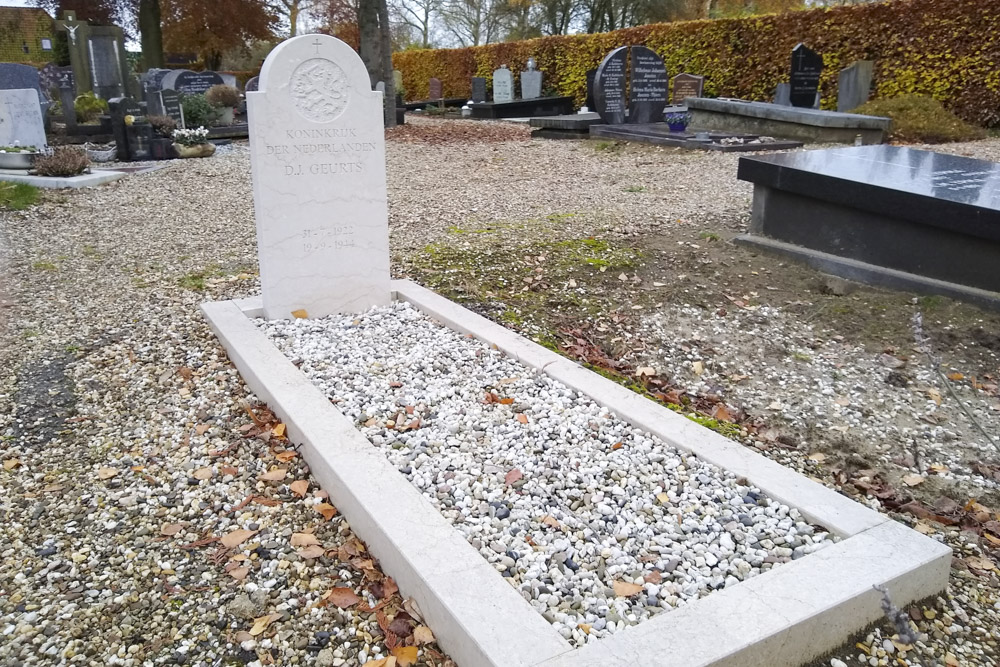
[269,0,316,36]
[438,0,503,46]
[391,0,438,48]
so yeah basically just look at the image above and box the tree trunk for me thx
[139,0,164,70]
[289,0,300,37]
[377,0,395,127]
[358,0,381,87]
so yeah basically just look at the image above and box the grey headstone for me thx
[0,63,50,111]
[671,73,704,104]
[428,77,442,100]
[375,81,385,94]
[521,59,542,100]
[627,46,668,124]
[159,89,185,128]
[493,66,513,103]
[790,43,823,108]
[88,34,126,99]
[0,88,48,149]
[141,68,172,93]
[219,73,238,90]
[471,77,487,103]
[594,47,627,125]
[837,60,874,113]
[774,82,791,106]
[393,69,403,92]
[245,76,260,93]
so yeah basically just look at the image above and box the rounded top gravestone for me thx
[249,34,390,320]
[627,46,668,124]
[594,47,628,125]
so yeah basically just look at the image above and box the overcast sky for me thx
[0,1,35,7]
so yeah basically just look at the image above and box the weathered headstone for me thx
[55,11,131,99]
[789,43,823,108]
[109,96,152,161]
[392,69,403,94]
[594,47,627,125]
[162,70,225,96]
[585,69,597,110]
[159,89,185,127]
[219,73,239,90]
[837,60,874,113]
[0,89,48,149]
[375,81,386,94]
[672,73,704,104]
[492,66,513,103]
[428,77,442,100]
[45,65,78,130]
[627,46,668,124]
[0,63,51,121]
[245,76,260,93]
[521,58,542,100]
[471,77,487,103]
[774,82,791,106]
[141,68,172,94]
[248,34,390,319]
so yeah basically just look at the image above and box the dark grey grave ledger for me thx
[109,96,152,161]
[789,43,822,108]
[471,77,487,103]
[737,146,1000,301]
[837,60,873,112]
[672,73,704,104]
[627,46,668,124]
[594,47,628,125]
[585,69,597,110]
[428,77,442,100]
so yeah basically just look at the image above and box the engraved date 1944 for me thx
[302,225,355,252]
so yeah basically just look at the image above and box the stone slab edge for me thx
[687,98,890,129]
[200,299,572,667]
[734,235,1000,313]
[390,279,883,538]
[0,169,127,189]
[537,519,951,667]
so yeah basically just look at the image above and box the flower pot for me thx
[0,151,39,170]
[668,122,688,132]
[172,142,216,159]
[214,107,235,126]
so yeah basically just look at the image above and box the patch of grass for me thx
[624,185,646,193]
[592,140,623,153]
[792,351,813,362]
[0,181,40,210]
[918,294,945,312]
[32,261,57,271]
[686,414,742,438]
[853,95,986,144]
[82,245,101,258]
[699,231,721,241]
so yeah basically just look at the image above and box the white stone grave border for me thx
[201,279,951,667]
[0,169,129,189]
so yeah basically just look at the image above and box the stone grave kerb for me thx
[248,34,390,320]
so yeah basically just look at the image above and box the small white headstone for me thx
[248,34,390,320]
[493,66,513,103]
[0,88,47,149]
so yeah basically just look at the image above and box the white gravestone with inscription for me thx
[0,89,48,149]
[492,66,513,103]
[248,34,390,320]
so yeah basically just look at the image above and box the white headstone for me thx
[493,66,513,103]
[0,88,48,149]
[248,34,390,320]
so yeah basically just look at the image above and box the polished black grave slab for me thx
[470,96,574,120]
[736,145,1000,309]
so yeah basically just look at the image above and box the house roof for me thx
[0,6,54,37]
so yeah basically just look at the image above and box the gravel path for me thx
[259,303,832,647]
[1,117,998,666]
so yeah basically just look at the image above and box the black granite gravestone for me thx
[628,46,668,124]
[594,47,627,125]
[737,146,1000,307]
[585,69,597,110]
[790,44,822,108]
[109,97,153,161]
[41,64,77,130]
[173,71,225,96]
[471,77,487,103]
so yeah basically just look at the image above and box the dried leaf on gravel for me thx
[807,452,826,463]
[516,413,528,424]
[315,503,338,520]
[322,587,361,608]
[272,423,286,438]
[97,467,118,479]
[290,479,309,497]
[644,570,663,584]
[391,646,419,666]
[291,309,308,319]
[193,467,213,480]
[220,529,257,549]
[902,474,926,487]
[229,566,249,581]
[505,468,523,485]
[291,532,320,546]
[966,555,997,572]
[540,515,561,529]
[297,545,326,559]
[692,361,704,376]
[161,523,183,536]
[258,468,286,481]
[613,581,643,597]
[363,658,397,667]
[4,459,22,470]
[249,613,281,636]
[274,450,297,462]
[387,612,415,637]
[220,465,238,476]
[413,625,435,644]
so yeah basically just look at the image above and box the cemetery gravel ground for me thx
[0,117,998,665]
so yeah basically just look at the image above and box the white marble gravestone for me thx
[493,66,513,103]
[0,89,48,149]
[248,34,390,320]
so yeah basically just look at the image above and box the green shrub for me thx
[181,93,219,127]
[205,84,241,108]
[0,182,39,210]
[34,147,90,177]
[854,95,987,144]
[74,92,108,124]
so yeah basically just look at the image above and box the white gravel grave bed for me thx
[258,302,836,647]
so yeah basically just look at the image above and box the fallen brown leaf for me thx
[220,465,238,476]
[297,545,325,559]
[291,309,308,319]
[613,580,643,597]
[272,423,286,438]
[258,468,287,482]
[275,450,298,462]
[516,413,528,424]
[229,566,249,581]
[323,587,361,608]
[193,467,213,480]
[290,480,309,497]
[391,646,418,666]
[97,467,118,479]
[291,532,320,547]
[161,523,183,536]
[249,613,280,636]
[413,625,435,645]
[902,474,925,487]
[220,529,257,549]
[316,503,338,520]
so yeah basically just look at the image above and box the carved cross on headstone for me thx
[312,38,323,55]
[55,11,85,44]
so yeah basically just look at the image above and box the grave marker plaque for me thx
[471,77,487,103]
[672,73,704,104]
[492,66,513,103]
[789,43,822,108]
[0,88,47,149]
[159,89,185,127]
[627,46,668,124]
[248,34,390,319]
[837,60,873,113]
[163,70,225,96]
[428,77,442,100]
[521,59,542,100]
[594,47,627,125]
